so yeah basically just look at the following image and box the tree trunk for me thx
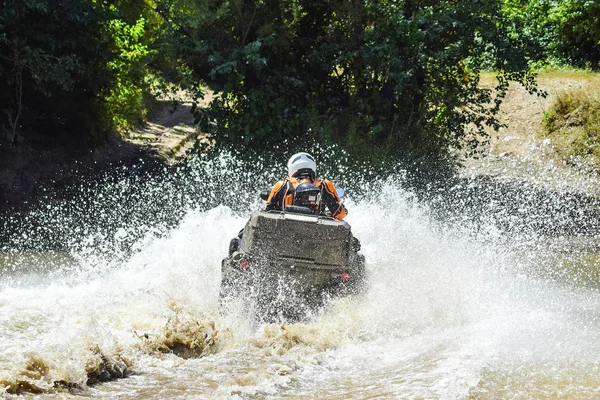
[4,65,23,144]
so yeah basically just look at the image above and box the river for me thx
[1,153,599,399]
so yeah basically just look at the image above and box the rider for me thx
[266,152,347,220]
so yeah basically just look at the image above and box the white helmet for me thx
[287,152,316,178]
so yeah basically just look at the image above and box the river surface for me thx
[1,154,600,399]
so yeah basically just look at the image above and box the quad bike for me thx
[220,190,366,322]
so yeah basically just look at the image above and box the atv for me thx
[220,191,366,322]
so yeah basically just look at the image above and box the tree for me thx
[155,0,539,159]
[0,0,156,144]
[503,0,600,69]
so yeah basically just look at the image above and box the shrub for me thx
[157,0,540,161]
[543,85,600,162]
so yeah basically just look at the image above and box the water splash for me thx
[0,151,599,397]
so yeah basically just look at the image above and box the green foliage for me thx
[105,17,152,132]
[503,0,600,69]
[0,0,110,142]
[155,0,540,160]
[0,0,158,144]
[5,0,599,163]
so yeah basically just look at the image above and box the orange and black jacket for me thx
[265,176,348,220]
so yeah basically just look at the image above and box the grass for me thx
[536,68,599,81]
[480,68,599,85]
[542,82,600,165]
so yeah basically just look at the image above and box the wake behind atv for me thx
[220,209,365,322]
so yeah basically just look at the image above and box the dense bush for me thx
[2,0,599,161]
[150,0,540,160]
[503,0,600,69]
[543,85,600,163]
[0,0,155,145]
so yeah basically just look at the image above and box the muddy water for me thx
[1,156,600,399]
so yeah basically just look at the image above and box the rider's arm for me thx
[321,180,347,220]
[265,180,287,211]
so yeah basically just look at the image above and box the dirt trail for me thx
[462,72,600,194]
[126,90,214,163]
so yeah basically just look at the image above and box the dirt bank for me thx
[462,71,600,195]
